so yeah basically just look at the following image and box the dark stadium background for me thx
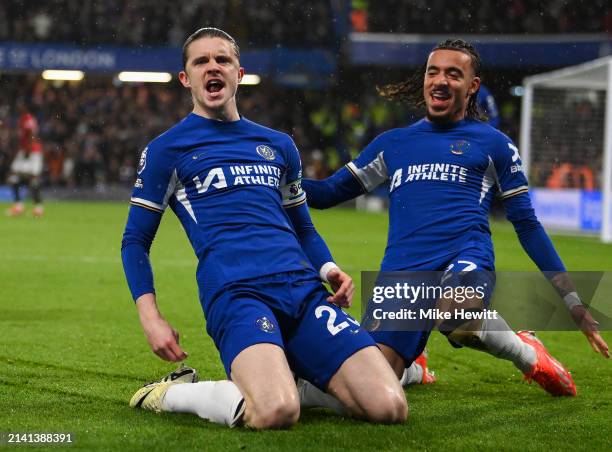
[1,2,611,450]
[1,0,610,199]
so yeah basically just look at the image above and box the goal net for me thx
[520,57,612,242]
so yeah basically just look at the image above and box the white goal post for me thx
[520,56,612,243]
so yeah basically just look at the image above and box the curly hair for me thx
[377,39,484,120]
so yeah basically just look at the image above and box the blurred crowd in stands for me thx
[0,76,186,188]
[0,75,526,190]
[1,1,608,191]
[4,76,598,191]
[351,0,612,34]
[529,90,604,190]
[3,0,610,50]
[1,0,335,47]
[0,77,370,188]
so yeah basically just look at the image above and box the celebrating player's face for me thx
[179,37,244,121]
[423,49,480,123]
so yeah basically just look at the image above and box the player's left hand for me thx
[326,268,354,308]
[570,305,610,358]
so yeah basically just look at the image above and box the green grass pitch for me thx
[1,201,610,451]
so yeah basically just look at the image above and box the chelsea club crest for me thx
[256,145,275,161]
[256,317,276,333]
[450,140,470,155]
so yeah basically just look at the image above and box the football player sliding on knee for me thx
[122,28,407,429]
[302,39,609,397]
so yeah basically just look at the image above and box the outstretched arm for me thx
[302,166,365,209]
[303,133,392,209]
[121,205,187,361]
[503,192,609,358]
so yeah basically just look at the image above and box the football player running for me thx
[122,28,407,429]
[303,39,609,397]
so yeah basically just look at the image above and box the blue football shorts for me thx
[366,246,496,366]
[204,270,376,390]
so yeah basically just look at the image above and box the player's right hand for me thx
[142,316,188,362]
[136,294,188,361]
[326,267,355,308]
[570,305,610,358]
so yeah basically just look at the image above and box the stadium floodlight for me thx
[239,74,261,85]
[42,70,85,81]
[117,72,172,83]
[521,56,612,243]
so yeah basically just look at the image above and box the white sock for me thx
[400,362,423,386]
[297,379,346,415]
[475,316,537,374]
[162,381,245,427]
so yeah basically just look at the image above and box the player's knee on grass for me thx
[328,347,408,423]
[245,391,300,429]
[231,344,300,429]
[360,383,408,424]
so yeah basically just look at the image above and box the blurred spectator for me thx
[30,7,53,40]
[360,0,611,34]
[4,0,334,47]
[6,0,608,44]
[0,75,349,188]
[530,90,604,189]
[350,0,369,32]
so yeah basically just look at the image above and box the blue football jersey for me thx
[130,113,318,304]
[346,118,528,271]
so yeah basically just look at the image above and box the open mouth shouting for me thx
[205,78,225,97]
